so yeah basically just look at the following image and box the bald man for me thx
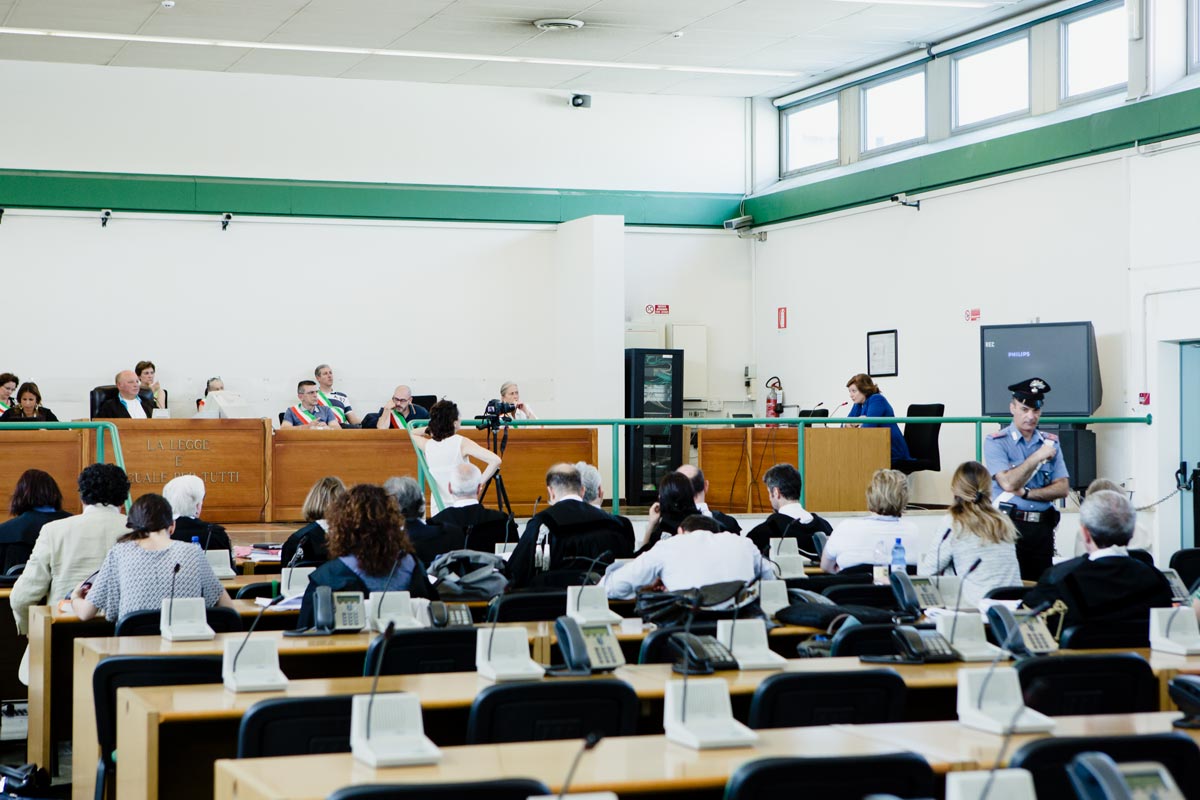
[676,464,742,534]
[368,385,431,430]
[94,370,155,419]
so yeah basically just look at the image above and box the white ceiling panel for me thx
[435,2,595,20]
[622,28,791,66]
[107,41,251,71]
[505,25,666,61]
[582,0,743,30]
[560,67,690,94]
[693,0,865,37]
[388,15,542,55]
[447,59,590,87]
[266,0,451,49]
[138,0,309,42]
[659,73,798,97]
[340,54,484,82]
[227,49,369,78]
[4,0,153,32]
[0,34,124,64]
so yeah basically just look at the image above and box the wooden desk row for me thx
[213,711,1199,800]
[0,420,598,522]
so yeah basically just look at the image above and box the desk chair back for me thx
[895,403,944,475]
[747,669,906,728]
[784,573,872,593]
[92,655,222,800]
[1059,620,1150,649]
[89,385,118,419]
[462,517,516,553]
[828,623,899,658]
[1009,733,1200,799]
[234,581,278,600]
[486,590,567,622]
[1170,548,1200,588]
[113,606,242,636]
[983,585,1031,601]
[362,627,478,675]
[466,679,639,744]
[821,584,898,610]
[237,695,354,758]
[327,779,552,800]
[638,621,718,664]
[724,753,936,800]
[1015,653,1158,716]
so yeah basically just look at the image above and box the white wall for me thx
[0,59,746,193]
[752,155,1135,506]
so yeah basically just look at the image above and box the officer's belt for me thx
[999,503,1058,524]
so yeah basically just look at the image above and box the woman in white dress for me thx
[410,400,501,512]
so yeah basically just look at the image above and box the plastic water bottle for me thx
[890,537,907,573]
[873,540,888,585]
[191,535,200,549]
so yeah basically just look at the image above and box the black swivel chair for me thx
[747,669,906,728]
[89,385,119,419]
[828,623,899,658]
[92,656,223,800]
[723,753,936,800]
[1170,547,1200,588]
[362,628,478,675]
[487,590,567,622]
[327,780,551,800]
[237,695,354,758]
[983,585,1032,601]
[785,572,873,593]
[895,403,944,476]
[1009,733,1200,799]
[821,584,898,610]
[234,581,278,600]
[465,679,639,744]
[462,517,519,553]
[1015,653,1158,716]
[638,621,719,665]
[113,606,242,636]
[1059,620,1151,649]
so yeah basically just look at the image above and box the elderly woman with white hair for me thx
[164,474,234,566]
[498,381,537,421]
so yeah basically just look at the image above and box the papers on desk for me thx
[256,594,303,610]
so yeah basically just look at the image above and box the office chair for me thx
[326,779,551,800]
[1009,733,1200,799]
[92,655,223,800]
[1128,548,1154,566]
[747,669,906,728]
[983,585,1032,601]
[237,695,354,758]
[724,753,936,800]
[1170,548,1200,587]
[1059,620,1150,649]
[894,403,944,476]
[638,621,718,665]
[462,517,518,553]
[828,624,899,658]
[89,385,119,419]
[821,584,898,610]
[362,627,477,675]
[234,581,278,600]
[785,572,873,593]
[465,679,639,744]
[1015,653,1158,715]
[486,590,567,622]
[113,606,242,636]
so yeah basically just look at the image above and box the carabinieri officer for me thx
[983,377,1070,580]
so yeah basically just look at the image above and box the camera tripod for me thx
[475,414,515,519]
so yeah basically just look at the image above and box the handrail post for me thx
[97,425,106,463]
[611,422,620,517]
[797,420,807,507]
[975,421,982,461]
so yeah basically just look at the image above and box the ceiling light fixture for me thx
[0,26,801,77]
[533,19,584,32]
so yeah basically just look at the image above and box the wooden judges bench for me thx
[697,426,889,514]
[0,421,597,522]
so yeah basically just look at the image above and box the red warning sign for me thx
[777,307,787,329]
[645,304,670,315]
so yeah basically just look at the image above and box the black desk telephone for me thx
[859,626,956,665]
[1068,752,1185,800]
[668,632,738,675]
[553,616,624,675]
[429,601,473,628]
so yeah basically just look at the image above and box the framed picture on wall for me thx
[867,329,898,377]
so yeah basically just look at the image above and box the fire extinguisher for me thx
[765,376,783,427]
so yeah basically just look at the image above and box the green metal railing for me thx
[0,420,130,508]
[413,414,1152,512]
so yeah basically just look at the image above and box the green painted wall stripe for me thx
[749,85,1200,225]
[0,170,743,228]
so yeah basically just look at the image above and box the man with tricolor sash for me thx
[373,385,430,430]
[313,363,360,426]
[281,380,341,428]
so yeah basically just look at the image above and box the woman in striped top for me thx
[920,460,1022,607]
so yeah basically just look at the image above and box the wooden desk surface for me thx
[214,725,927,800]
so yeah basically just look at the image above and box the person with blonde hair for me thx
[820,469,919,573]
[279,475,346,565]
[920,461,1021,606]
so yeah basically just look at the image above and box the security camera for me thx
[570,94,591,108]
[222,213,232,221]
[891,193,906,204]
[723,215,754,231]
[101,209,112,217]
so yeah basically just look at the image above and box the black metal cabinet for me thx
[624,348,683,505]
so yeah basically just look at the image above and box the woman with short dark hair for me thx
[297,484,436,629]
[409,400,500,513]
[70,493,233,622]
[0,382,58,422]
[0,372,17,414]
[135,360,168,410]
[845,373,910,465]
[0,469,69,572]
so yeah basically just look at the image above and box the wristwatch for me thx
[1022,487,1030,499]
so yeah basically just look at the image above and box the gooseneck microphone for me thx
[828,402,849,418]
[232,595,285,673]
[932,529,952,583]
[167,563,181,626]
[558,731,602,800]
[574,550,614,613]
[365,621,397,739]
[947,558,982,646]
[203,524,215,552]
[373,555,402,624]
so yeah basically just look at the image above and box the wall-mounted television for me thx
[980,321,1102,417]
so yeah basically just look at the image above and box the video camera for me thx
[484,399,516,417]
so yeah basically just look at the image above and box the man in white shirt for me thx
[94,370,154,419]
[11,464,131,634]
[603,515,776,600]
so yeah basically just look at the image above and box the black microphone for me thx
[947,558,982,647]
[203,524,215,552]
[167,563,181,626]
[978,701,1031,800]
[232,594,285,673]
[485,593,504,665]
[365,620,397,740]
[977,600,1053,709]
[558,731,602,800]
[373,555,402,625]
[503,510,516,549]
[575,550,614,613]
[828,401,849,418]
[1164,604,1187,640]
[933,529,952,582]
[807,401,824,415]
[531,495,542,516]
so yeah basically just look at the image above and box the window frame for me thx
[858,66,928,157]
[950,31,1033,134]
[779,94,842,178]
[1059,0,1129,104]
[1190,0,1200,74]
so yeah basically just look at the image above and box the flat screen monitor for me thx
[980,321,1102,417]
[411,394,437,412]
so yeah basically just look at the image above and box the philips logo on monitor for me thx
[1008,351,1031,358]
